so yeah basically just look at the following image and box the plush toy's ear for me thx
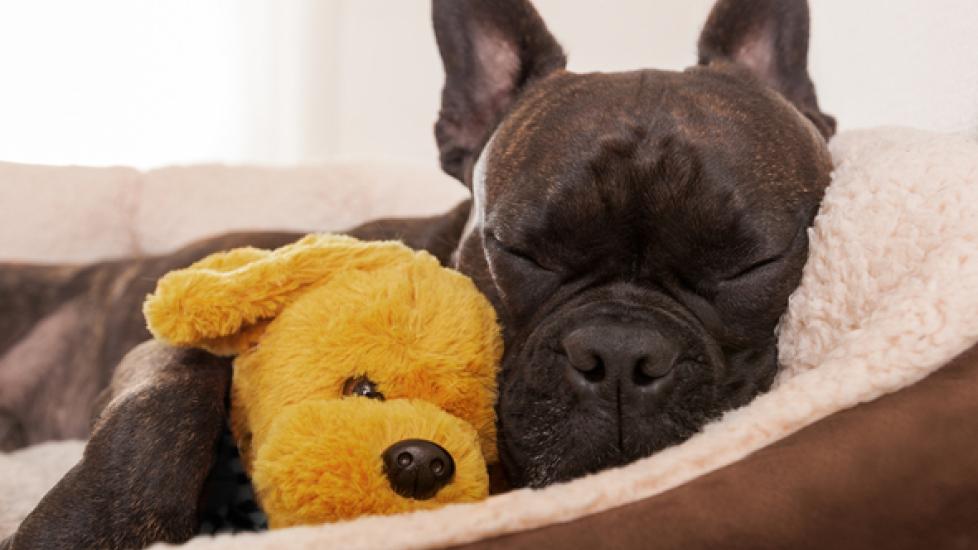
[144,234,417,355]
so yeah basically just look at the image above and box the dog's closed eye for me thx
[723,254,783,281]
[503,246,550,271]
[342,376,385,400]
[486,232,552,272]
[723,225,807,282]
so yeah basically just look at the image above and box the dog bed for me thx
[3,127,978,548]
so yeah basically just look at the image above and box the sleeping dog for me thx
[0,0,834,547]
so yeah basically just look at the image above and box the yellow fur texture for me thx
[144,234,502,526]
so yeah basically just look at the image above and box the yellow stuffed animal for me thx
[143,234,502,528]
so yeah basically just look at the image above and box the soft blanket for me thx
[2,127,977,548]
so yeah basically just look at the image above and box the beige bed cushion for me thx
[0,162,142,263]
[0,161,466,263]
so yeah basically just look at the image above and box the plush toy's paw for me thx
[252,398,489,528]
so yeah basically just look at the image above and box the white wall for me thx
[0,1,976,169]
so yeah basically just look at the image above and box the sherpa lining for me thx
[159,127,978,550]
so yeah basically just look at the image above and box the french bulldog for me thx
[436,0,833,487]
[0,0,834,547]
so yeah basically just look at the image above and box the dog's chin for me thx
[498,404,711,489]
[495,336,728,489]
[495,328,780,489]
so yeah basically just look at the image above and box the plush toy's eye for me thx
[342,376,385,400]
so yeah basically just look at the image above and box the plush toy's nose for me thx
[382,439,455,500]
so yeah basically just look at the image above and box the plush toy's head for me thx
[144,235,502,528]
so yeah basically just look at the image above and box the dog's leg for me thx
[3,340,230,550]
[0,263,88,358]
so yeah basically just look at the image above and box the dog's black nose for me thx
[562,324,680,392]
[382,439,455,500]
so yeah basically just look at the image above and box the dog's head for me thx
[433,0,835,488]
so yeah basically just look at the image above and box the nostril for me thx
[563,331,607,384]
[632,356,674,386]
[397,451,413,468]
[633,358,655,386]
[580,354,606,383]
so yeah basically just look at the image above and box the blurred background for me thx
[1,0,977,170]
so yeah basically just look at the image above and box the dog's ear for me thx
[698,0,836,139]
[433,0,566,185]
[144,235,417,355]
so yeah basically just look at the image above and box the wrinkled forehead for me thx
[474,68,831,222]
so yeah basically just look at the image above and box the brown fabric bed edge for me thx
[452,343,978,550]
